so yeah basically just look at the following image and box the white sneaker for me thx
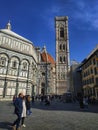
[22,124,26,127]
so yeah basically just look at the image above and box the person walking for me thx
[32,95,34,105]
[83,96,88,109]
[78,93,84,109]
[26,95,32,115]
[13,95,17,104]
[12,93,23,130]
[21,96,26,128]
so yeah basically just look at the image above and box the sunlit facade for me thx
[81,45,98,100]
[0,22,56,99]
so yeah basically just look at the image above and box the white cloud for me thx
[41,0,98,31]
[72,0,98,30]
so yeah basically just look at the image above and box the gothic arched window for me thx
[63,44,65,50]
[42,72,45,76]
[60,27,64,38]
[60,44,62,50]
[60,56,62,63]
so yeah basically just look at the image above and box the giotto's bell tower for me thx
[55,16,70,95]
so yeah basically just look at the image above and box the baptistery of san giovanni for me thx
[0,22,56,99]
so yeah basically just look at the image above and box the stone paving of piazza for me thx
[0,99,98,130]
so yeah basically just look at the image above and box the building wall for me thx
[81,49,98,100]
[0,29,37,99]
[70,63,82,96]
[37,62,56,96]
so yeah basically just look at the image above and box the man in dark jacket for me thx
[12,93,23,130]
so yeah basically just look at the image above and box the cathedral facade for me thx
[36,46,56,96]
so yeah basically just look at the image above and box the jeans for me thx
[27,109,32,115]
[13,114,21,129]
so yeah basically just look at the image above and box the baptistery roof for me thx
[0,21,32,44]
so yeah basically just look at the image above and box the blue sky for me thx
[0,0,98,63]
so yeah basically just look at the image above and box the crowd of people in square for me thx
[10,92,97,130]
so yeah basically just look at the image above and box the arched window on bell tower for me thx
[60,56,62,63]
[60,44,62,50]
[60,27,64,38]
[63,44,65,50]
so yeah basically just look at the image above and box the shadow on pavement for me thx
[0,121,12,130]
[32,101,98,113]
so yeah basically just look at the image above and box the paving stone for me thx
[0,100,98,130]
